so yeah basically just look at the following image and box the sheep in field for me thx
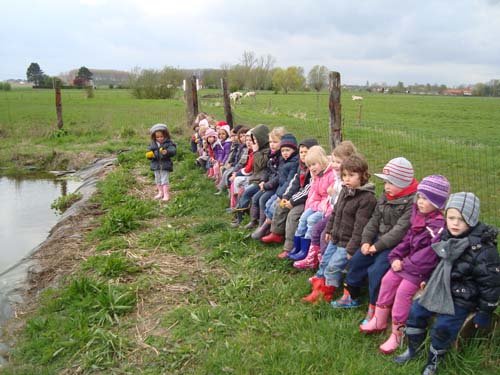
[230,92,243,104]
[352,95,363,101]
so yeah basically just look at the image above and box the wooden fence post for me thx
[185,75,199,128]
[221,77,233,128]
[328,71,342,150]
[357,103,363,127]
[54,79,63,130]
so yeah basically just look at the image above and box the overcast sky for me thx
[1,0,500,86]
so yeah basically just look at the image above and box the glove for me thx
[145,151,154,159]
[473,312,490,328]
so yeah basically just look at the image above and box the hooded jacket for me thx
[248,124,270,184]
[325,183,377,255]
[304,163,335,215]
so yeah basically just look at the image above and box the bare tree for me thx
[307,65,329,92]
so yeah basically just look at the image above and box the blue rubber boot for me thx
[286,235,302,258]
[288,237,311,261]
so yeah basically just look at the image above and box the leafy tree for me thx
[272,66,305,94]
[307,65,329,92]
[74,66,93,87]
[26,62,44,87]
[129,66,181,99]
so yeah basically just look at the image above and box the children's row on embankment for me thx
[188,114,500,375]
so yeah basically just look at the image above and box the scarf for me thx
[418,236,470,314]
[299,160,308,187]
[386,178,418,201]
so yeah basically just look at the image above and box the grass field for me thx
[0,88,499,373]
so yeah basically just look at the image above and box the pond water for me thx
[0,174,80,274]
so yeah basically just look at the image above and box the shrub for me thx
[51,192,83,213]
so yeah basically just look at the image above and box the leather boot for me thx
[359,306,390,333]
[301,277,325,304]
[161,185,170,201]
[393,327,426,365]
[288,237,311,261]
[251,222,271,240]
[293,244,320,269]
[154,185,163,199]
[379,323,404,354]
[422,345,446,375]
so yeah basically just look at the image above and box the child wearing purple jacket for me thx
[359,175,450,355]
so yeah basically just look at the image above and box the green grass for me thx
[1,88,499,374]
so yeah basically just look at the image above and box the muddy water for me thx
[0,175,80,274]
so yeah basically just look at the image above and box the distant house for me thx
[442,89,473,96]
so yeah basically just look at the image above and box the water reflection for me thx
[0,174,80,274]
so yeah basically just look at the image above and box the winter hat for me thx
[445,192,480,227]
[280,133,298,150]
[417,175,450,209]
[299,138,319,149]
[216,120,228,127]
[149,123,168,134]
[204,127,219,139]
[374,157,414,188]
[219,125,231,138]
[199,119,209,127]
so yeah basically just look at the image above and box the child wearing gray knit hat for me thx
[445,192,480,227]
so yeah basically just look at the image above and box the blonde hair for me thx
[305,145,329,169]
[333,140,357,160]
[269,126,286,142]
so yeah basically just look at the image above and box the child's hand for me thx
[368,245,377,255]
[361,243,371,255]
[391,259,403,272]
[324,233,331,243]
[161,149,167,155]
[420,281,426,290]
[347,253,352,261]
[284,200,293,209]
[259,181,265,191]
[327,185,334,196]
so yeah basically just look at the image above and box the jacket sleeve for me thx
[361,197,383,245]
[290,183,311,206]
[373,200,413,252]
[165,141,177,157]
[388,229,412,264]
[474,246,500,315]
[277,164,297,197]
[283,173,299,200]
[346,194,377,254]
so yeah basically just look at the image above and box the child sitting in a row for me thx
[251,133,300,240]
[395,192,500,375]
[287,145,335,262]
[261,139,318,256]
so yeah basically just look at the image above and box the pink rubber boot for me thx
[379,323,404,354]
[359,306,390,334]
[293,245,320,269]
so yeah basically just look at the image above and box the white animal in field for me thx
[352,95,363,101]
[229,91,243,104]
[244,91,256,98]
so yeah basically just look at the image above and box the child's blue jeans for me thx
[324,244,348,287]
[295,208,323,239]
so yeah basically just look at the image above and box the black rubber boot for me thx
[244,206,259,229]
[421,345,446,375]
[393,327,426,365]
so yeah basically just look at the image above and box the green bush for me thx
[51,192,82,213]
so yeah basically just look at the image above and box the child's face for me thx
[269,136,281,152]
[155,131,165,143]
[416,193,437,214]
[308,161,322,176]
[231,132,239,142]
[218,130,228,141]
[245,135,253,148]
[280,147,294,160]
[207,136,216,144]
[299,146,309,163]
[446,208,470,236]
[251,136,260,152]
[384,181,404,196]
[342,170,361,189]
[331,155,343,173]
